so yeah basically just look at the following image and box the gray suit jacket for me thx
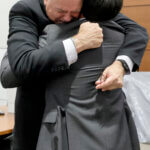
[36,20,140,150]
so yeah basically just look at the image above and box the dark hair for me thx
[82,0,123,22]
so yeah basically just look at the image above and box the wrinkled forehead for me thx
[49,0,83,11]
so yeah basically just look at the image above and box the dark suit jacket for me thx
[1,0,148,149]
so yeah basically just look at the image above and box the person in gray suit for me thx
[35,1,141,150]
[0,0,148,149]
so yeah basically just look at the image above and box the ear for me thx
[43,0,48,6]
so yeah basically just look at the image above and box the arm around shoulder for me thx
[113,13,149,71]
[8,1,69,83]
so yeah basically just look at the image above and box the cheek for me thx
[54,12,64,19]
[51,12,63,20]
[73,13,80,18]
[46,7,53,19]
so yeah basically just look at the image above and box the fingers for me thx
[95,73,107,84]
[96,76,113,91]
[95,74,123,91]
[74,21,103,53]
[95,61,125,91]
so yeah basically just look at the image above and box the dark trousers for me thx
[0,134,12,150]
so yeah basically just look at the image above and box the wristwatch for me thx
[117,59,130,74]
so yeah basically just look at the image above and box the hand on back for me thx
[72,22,103,53]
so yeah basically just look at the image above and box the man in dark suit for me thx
[0,0,148,149]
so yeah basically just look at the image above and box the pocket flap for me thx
[43,111,57,123]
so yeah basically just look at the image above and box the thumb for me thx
[95,72,107,85]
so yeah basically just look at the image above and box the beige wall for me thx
[0,0,19,48]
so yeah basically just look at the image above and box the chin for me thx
[56,21,64,24]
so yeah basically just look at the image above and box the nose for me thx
[63,14,72,22]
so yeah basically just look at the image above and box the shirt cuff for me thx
[116,55,133,72]
[63,39,78,66]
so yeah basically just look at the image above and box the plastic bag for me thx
[123,72,150,143]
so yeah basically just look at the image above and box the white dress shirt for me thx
[63,38,133,73]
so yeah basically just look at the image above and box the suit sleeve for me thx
[0,52,22,88]
[7,2,69,83]
[113,13,148,71]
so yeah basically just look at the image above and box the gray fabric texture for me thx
[36,19,140,150]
